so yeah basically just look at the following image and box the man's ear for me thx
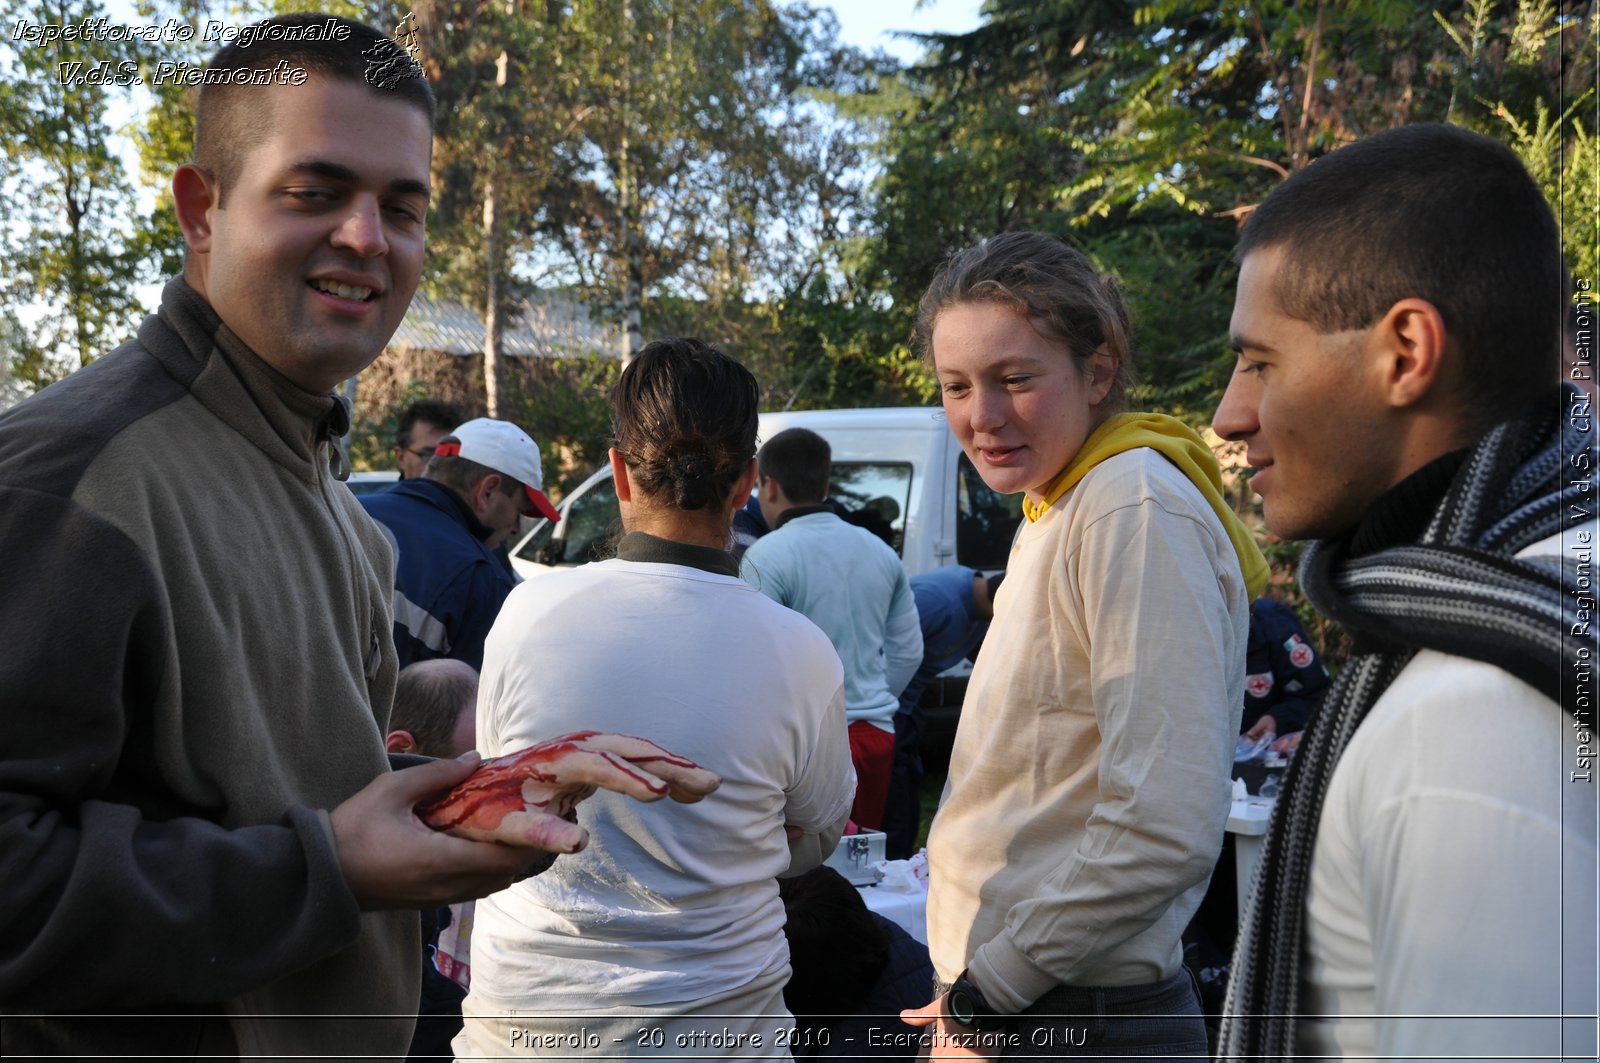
[731,458,759,513]
[1373,298,1450,409]
[468,473,502,514]
[759,473,780,503]
[172,163,219,254]
[385,730,417,754]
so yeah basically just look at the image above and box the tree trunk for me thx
[484,168,503,419]
[1291,2,1325,172]
[618,0,643,368]
[621,162,644,368]
[482,49,509,417]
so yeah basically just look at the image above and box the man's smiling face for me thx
[1214,245,1398,541]
[179,77,431,394]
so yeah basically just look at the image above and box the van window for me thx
[516,459,916,566]
[956,453,1024,569]
[513,517,557,563]
[830,462,912,556]
[514,475,622,566]
[557,476,622,563]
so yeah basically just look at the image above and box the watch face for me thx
[949,986,977,1026]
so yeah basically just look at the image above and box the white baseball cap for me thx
[434,418,560,522]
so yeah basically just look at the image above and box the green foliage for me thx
[504,357,624,496]
[348,359,626,498]
[767,294,938,411]
[1557,118,1600,290]
[840,0,1597,420]
[408,0,570,324]
[125,0,210,279]
[633,282,930,415]
[549,0,871,342]
[16,0,1594,489]
[1077,209,1242,426]
[0,305,53,398]
[1431,0,1599,286]
[0,0,151,387]
[1493,96,1599,287]
[399,0,878,416]
[346,378,428,473]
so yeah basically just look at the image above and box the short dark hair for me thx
[758,427,831,505]
[397,399,464,449]
[914,231,1136,418]
[194,13,437,205]
[609,337,761,512]
[425,452,515,498]
[1237,122,1565,431]
[391,659,477,758]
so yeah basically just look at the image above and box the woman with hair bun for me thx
[456,338,855,1057]
[901,232,1269,1058]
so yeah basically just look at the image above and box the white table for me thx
[848,804,1279,943]
[1226,797,1274,915]
[857,882,929,944]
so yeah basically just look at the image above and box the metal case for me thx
[823,831,886,885]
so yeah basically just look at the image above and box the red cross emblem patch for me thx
[1286,634,1315,669]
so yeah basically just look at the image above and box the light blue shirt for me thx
[740,510,923,729]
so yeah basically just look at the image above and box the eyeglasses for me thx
[403,445,437,460]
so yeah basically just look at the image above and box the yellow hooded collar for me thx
[1021,412,1269,598]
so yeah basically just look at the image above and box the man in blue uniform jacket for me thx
[1240,597,1329,745]
[363,417,559,669]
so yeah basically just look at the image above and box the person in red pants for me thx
[741,427,923,830]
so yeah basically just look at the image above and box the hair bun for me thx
[670,451,713,482]
[668,451,718,510]
[606,337,761,514]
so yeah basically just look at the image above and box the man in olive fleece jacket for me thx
[0,16,559,1058]
[0,278,421,1055]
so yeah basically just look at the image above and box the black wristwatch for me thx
[946,970,1009,1032]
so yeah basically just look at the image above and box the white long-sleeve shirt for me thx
[469,547,855,1012]
[926,448,1249,1011]
[1296,527,1599,1061]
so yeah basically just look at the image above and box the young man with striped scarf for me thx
[1213,122,1597,1061]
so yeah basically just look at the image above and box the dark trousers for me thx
[935,971,1208,1060]
[881,707,923,858]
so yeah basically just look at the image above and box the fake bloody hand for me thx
[416,730,721,852]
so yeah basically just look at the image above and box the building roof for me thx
[389,291,620,359]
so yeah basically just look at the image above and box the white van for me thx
[506,407,1023,763]
[508,406,1022,579]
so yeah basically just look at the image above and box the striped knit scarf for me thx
[1219,386,1597,1059]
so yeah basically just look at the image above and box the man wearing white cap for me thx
[362,417,560,670]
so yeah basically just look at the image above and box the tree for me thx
[0,0,150,388]
[400,0,885,427]
[853,0,1597,416]
[120,0,211,283]
[407,0,575,414]
[0,306,45,406]
[1434,0,1599,288]
[533,0,859,367]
